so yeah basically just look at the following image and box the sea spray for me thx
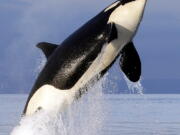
[123,74,144,94]
[11,75,107,135]
[35,54,46,75]
[64,76,106,135]
[11,111,67,135]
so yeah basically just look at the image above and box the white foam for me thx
[11,111,67,135]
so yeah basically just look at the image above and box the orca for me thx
[23,0,147,115]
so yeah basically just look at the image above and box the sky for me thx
[0,0,180,93]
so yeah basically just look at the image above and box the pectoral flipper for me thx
[120,42,141,82]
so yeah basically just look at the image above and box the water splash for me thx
[11,76,107,135]
[64,76,106,135]
[123,74,144,94]
[11,111,67,135]
[34,54,46,74]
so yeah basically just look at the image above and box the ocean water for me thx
[1,93,180,135]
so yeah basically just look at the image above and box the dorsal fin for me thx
[36,42,58,59]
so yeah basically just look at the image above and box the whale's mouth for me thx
[121,0,136,5]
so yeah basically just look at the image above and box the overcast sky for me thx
[0,0,180,93]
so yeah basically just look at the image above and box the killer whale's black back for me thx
[31,4,120,92]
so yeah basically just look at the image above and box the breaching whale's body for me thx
[23,0,147,115]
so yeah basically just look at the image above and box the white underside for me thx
[25,85,75,115]
[26,0,147,115]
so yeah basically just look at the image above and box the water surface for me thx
[1,94,180,135]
